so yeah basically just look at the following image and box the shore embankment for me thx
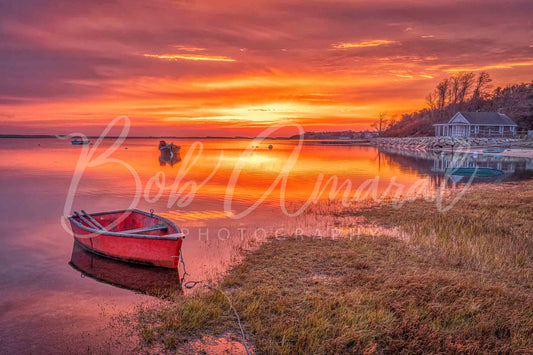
[372,136,533,157]
[133,180,533,354]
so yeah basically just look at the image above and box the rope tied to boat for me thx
[179,250,251,355]
[178,251,190,287]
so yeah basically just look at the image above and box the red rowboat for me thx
[68,209,184,268]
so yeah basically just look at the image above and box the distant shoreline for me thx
[0,135,371,143]
[0,135,288,140]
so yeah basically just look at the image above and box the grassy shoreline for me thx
[135,180,533,353]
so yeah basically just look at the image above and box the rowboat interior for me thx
[71,210,179,237]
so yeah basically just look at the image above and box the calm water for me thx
[0,138,531,353]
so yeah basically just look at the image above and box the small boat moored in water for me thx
[445,167,504,177]
[68,209,184,268]
[158,140,181,166]
[158,140,180,158]
[71,138,89,145]
[482,149,505,154]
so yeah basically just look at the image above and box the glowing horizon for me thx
[1,0,532,136]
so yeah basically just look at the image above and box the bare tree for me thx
[450,74,461,106]
[371,112,389,134]
[470,71,492,109]
[426,92,438,110]
[435,78,450,112]
[458,72,475,103]
[437,79,449,111]
[447,72,475,113]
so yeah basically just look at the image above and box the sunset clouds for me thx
[332,40,398,49]
[144,54,236,62]
[1,0,532,136]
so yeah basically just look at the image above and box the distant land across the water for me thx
[0,134,283,140]
[0,130,375,140]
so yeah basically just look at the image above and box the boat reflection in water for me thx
[159,148,181,166]
[69,242,182,298]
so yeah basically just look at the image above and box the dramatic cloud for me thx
[1,0,532,136]
[144,54,236,62]
[172,45,207,52]
[332,40,398,49]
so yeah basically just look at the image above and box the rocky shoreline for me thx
[372,136,533,151]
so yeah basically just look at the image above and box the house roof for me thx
[456,112,517,125]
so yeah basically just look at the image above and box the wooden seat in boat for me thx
[121,224,168,234]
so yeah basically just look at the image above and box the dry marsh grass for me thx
[355,181,533,273]
[135,180,533,353]
[137,237,533,353]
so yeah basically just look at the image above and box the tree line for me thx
[377,72,533,137]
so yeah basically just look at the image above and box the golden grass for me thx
[354,181,533,273]
[135,180,533,353]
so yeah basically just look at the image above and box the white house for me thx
[433,112,517,137]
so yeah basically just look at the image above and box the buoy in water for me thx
[268,144,273,150]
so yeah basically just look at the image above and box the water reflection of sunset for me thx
[3,138,531,354]
[1,139,423,207]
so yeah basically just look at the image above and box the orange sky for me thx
[1,0,532,136]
